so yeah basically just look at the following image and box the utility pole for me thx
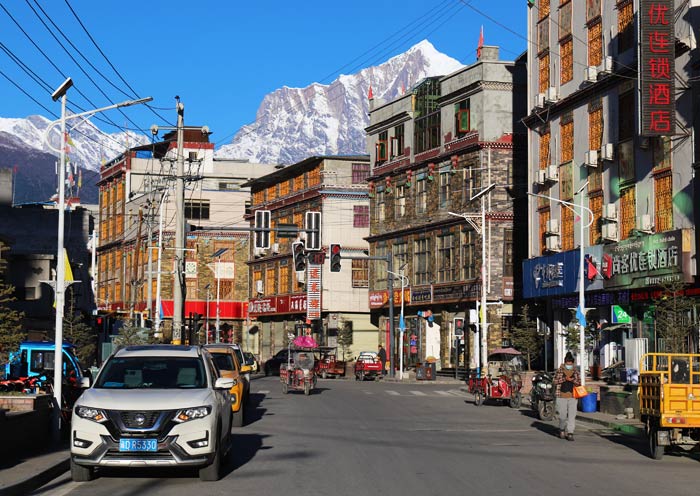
[146,200,153,323]
[130,207,143,319]
[172,101,185,344]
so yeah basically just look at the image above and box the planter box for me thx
[599,385,639,417]
[0,394,52,412]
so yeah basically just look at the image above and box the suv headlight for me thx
[173,406,212,423]
[75,406,108,423]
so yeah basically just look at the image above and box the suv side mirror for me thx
[215,377,234,390]
[80,377,91,388]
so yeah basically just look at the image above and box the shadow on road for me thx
[244,392,268,425]
[223,433,269,476]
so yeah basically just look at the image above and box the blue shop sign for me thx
[523,246,604,299]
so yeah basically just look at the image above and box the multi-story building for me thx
[96,128,278,350]
[244,155,374,362]
[365,46,527,371]
[0,169,95,336]
[523,0,699,368]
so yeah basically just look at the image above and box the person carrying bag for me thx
[553,352,582,441]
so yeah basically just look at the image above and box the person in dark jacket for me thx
[377,344,387,376]
[553,351,581,441]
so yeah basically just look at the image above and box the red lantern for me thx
[451,155,459,169]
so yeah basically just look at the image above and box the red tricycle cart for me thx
[280,350,317,395]
[315,347,346,379]
[467,347,523,408]
[354,351,383,381]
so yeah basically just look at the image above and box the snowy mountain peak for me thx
[216,40,463,165]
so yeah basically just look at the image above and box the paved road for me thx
[33,376,700,496]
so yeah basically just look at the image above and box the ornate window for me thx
[265,267,276,296]
[561,206,574,251]
[352,259,369,288]
[618,0,634,54]
[293,174,304,191]
[461,229,477,280]
[539,0,550,19]
[539,130,551,170]
[561,119,574,164]
[436,233,455,283]
[395,184,406,218]
[375,187,386,222]
[352,163,370,184]
[560,38,573,84]
[589,193,603,245]
[413,238,431,286]
[373,244,388,290]
[655,173,673,232]
[415,174,428,214]
[588,20,602,67]
[503,229,513,277]
[539,53,550,94]
[353,205,369,228]
[438,168,450,209]
[620,186,636,240]
[308,166,321,186]
[279,263,290,294]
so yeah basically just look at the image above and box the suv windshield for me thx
[95,356,207,389]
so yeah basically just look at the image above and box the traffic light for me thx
[305,211,321,251]
[254,210,271,249]
[292,241,306,272]
[330,244,341,272]
[453,317,465,336]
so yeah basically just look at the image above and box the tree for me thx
[113,318,155,347]
[337,321,353,361]
[654,280,695,353]
[510,304,541,370]
[0,244,25,368]
[63,289,96,366]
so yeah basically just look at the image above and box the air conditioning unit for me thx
[545,87,558,104]
[536,169,547,185]
[602,203,617,221]
[584,65,597,83]
[601,143,615,161]
[602,222,618,241]
[272,242,280,254]
[546,236,561,252]
[255,280,264,294]
[535,93,546,108]
[545,218,560,235]
[599,55,614,75]
[253,247,266,258]
[637,214,654,233]
[584,150,598,168]
[547,165,559,182]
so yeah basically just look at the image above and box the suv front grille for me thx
[120,410,161,429]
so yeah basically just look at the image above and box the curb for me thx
[0,455,69,496]
[576,415,645,437]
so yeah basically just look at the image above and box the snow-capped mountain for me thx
[215,40,463,164]
[0,115,148,173]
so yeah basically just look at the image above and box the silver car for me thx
[70,345,233,482]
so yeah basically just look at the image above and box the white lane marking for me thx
[363,390,374,395]
[436,391,453,396]
[257,390,270,394]
[410,390,427,396]
[386,390,400,396]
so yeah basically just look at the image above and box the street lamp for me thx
[449,183,495,377]
[45,77,151,437]
[528,183,593,385]
[388,266,409,380]
[204,283,211,344]
[211,248,229,343]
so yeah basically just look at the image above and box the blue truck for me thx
[4,341,89,387]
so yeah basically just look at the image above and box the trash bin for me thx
[415,363,426,380]
[580,392,598,412]
[424,362,436,381]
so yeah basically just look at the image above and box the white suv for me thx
[70,345,233,481]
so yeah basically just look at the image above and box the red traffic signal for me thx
[330,244,341,272]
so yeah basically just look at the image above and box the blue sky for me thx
[0,0,527,148]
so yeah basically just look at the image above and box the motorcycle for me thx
[530,371,555,421]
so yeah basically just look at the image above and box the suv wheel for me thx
[232,404,245,427]
[70,458,95,482]
[199,430,223,481]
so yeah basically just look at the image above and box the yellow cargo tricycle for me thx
[639,353,700,459]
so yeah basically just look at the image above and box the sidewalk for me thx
[0,442,69,496]
[576,410,645,437]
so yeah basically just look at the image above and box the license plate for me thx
[119,438,158,452]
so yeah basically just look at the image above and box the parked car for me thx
[70,345,233,482]
[264,349,291,376]
[205,344,248,426]
[243,351,259,373]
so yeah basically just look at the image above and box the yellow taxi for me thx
[205,344,247,427]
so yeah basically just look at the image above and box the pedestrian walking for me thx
[553,351,581,441]
[377,344,387,376]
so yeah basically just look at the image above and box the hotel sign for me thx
[639,0,676,136]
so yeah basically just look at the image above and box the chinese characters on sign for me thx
[307,264,322,320]
[533,262,564,289]
[639,0,676,136]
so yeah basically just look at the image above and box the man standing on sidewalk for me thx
[378,344,387,376]
[553,352,581,441]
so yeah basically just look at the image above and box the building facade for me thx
[523,0,699,369]
[365,46,527,371]
[96,129,278,350]
[245,155,374,362]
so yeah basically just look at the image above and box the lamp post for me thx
[449,183,495,377]
[204,283,211,344]
[528,184,592,385]
[211,248,228,343]
[45,77,151,437]
[388,267,409,380]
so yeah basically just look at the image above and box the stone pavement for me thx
[0,442,69,496]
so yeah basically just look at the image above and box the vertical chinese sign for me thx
[639,0,675,136]
[306,263,322,320]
